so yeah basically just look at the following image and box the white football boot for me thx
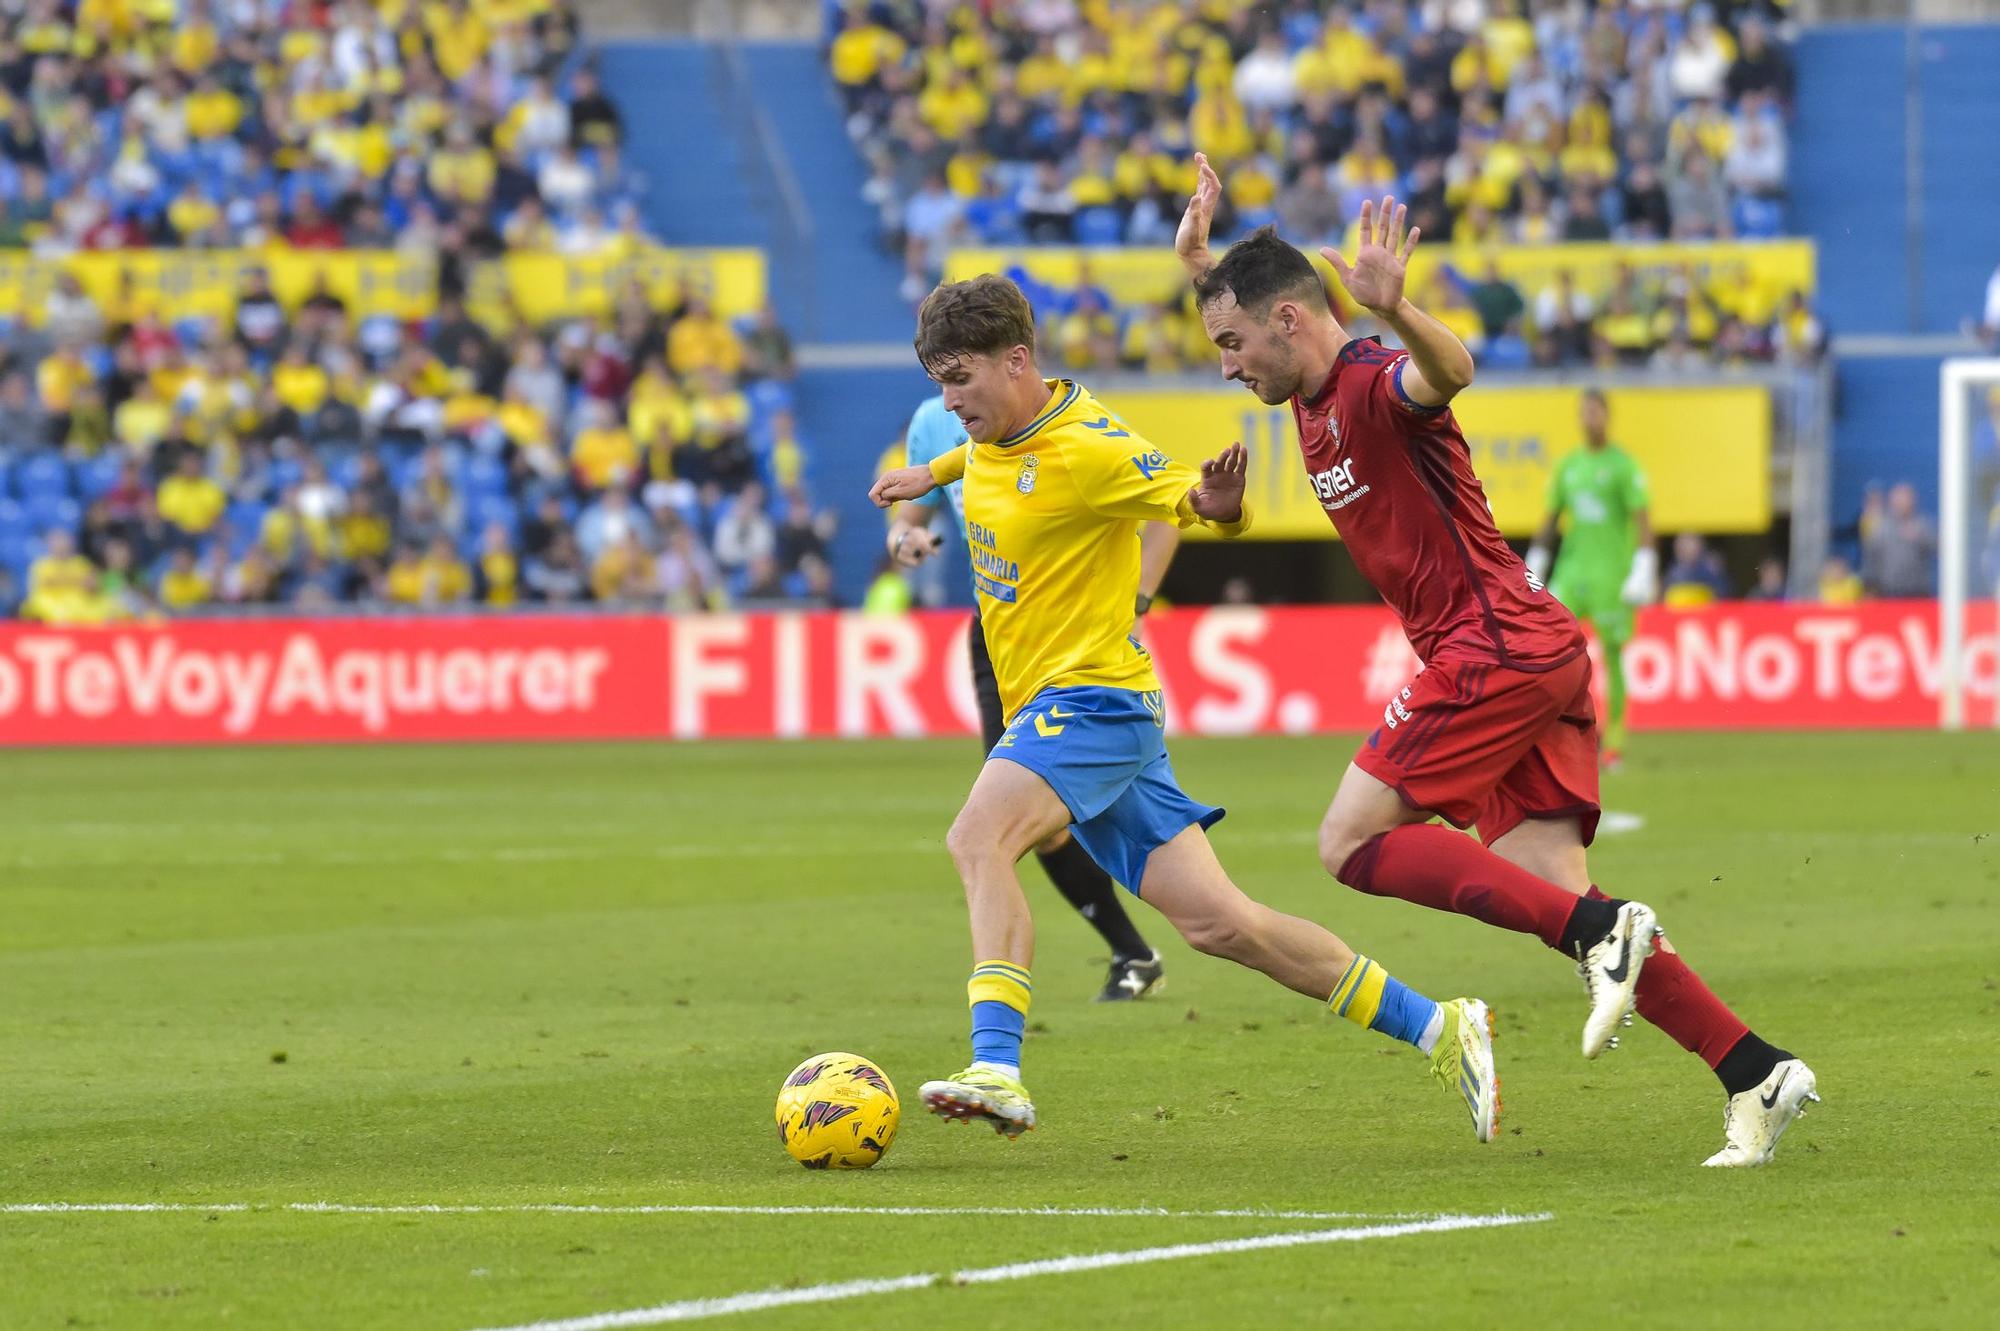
[1703,1058,1820,1168]
[1578,901,1662,1058]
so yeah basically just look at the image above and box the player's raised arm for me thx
[869,463,939,508]
[1321,196,1474,408]
[1174,152,1223,281]
[1062,434,1251,538]
[871,442,967,508]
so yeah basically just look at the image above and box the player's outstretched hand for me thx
[888,525,942,567]
[1321,195,1419,317]
[1175,151,1223,279]
[1189,441,1247,524]
[870,465,938,508]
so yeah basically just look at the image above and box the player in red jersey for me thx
[1174,155,1817,1167]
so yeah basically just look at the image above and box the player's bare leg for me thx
[1138,825,1354,996]
[1032,824,1165,1001]
[1488,816,1819,1165]
[921,757,1071,1137]
[1139,825,1498,1142]
[946,757,1067,969]
[1319,762,1653,1057]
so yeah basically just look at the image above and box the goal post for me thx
[1939,357,2000,731]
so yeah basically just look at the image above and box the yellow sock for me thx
[1328,954,1390,1028]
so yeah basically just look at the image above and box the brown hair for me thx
[1193,225,1328,318]
[914,274,1037,378]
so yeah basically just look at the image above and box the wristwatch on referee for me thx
[1135,592,1154,616]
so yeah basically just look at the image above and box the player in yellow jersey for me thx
[871,276,1498,1143]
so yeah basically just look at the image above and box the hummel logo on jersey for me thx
[1759,1068,1792,1110]
[1311,458,1371,512]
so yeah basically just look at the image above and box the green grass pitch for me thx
[3,732,1997,1328]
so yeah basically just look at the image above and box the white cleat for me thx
[1703,1058,1820,1168]
[1578,901,1661,1059]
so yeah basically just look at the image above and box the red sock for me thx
[1586,886,1748,1068]
[1339,824,1586,949]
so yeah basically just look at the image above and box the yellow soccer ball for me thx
[774,1052,900,1170]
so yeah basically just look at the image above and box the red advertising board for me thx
[0,615,672,746]
[0,601,1991,746]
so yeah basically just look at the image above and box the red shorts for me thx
[1353,655,1601,846]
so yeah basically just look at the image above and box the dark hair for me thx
[1193,226,1329,318]
[1581,387,1608,409]
[914,274,1037,377]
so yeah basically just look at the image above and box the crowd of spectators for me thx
[1658,480,1944,609]
[831,0,1814,372]
[0,0,646,261]
[0,1,835,623]
[832,1,1799,298]
[0,266,831,623]
[1004,249,1824,376]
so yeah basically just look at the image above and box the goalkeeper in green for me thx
[1526,390,1656,769]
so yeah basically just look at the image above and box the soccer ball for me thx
[775,1052,900,1170]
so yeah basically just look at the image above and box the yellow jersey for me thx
[926,379,1250,722]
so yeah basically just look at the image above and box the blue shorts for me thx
[989,685,1223,894]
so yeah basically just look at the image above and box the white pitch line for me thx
[470,1212,1552,1331]
[2,1202,1421,1221]
[2,1203,253,1213]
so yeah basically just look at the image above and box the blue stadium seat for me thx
[473,493,520,537]
[0,497,25,540]
[25,493,80,539]
[334,452,371,492]
[463,453,511,498]
[78,451,127,500]
[1735,195,1786,240]
[1074,207,1124,246]
[746,379,794,418]
[225,504,268,559]
[14,451,72,500]
[397,445,465,493]
[0,533,31,581]
[268,457,307,493]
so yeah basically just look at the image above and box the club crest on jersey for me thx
[1016,455,1040,494]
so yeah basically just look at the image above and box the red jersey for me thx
[1292,337,1583,670]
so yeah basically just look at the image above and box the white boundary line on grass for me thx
[2,1202,1424,1221]
[469,1212,1552,1331]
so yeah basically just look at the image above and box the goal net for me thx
[1939,358,2000,729]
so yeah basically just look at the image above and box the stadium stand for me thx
[828,0,1818,374]
[0,0,832,624]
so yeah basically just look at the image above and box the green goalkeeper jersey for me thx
[1549,444,1649,597]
